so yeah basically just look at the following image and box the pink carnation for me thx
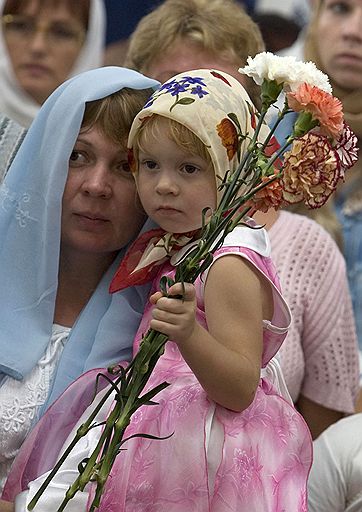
[333,122,359,178]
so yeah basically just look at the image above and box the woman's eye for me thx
[327,1,351,14]
[116,161,132,175]
[69,150,86,166]
[50,24,81,41]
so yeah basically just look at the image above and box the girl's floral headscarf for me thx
[110,69,274,292]
[129,69,271,202]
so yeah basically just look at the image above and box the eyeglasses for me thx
[2,14,85,46]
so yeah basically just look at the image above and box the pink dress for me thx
[94,241,312,511]
[3,231,312,511]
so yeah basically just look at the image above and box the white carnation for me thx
[239,52,332,94]
[238,52,293,85]
[295,60,332,93]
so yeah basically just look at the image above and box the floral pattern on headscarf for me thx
[128,69,271,205]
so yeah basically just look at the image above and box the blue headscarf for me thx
[0,66,159,411]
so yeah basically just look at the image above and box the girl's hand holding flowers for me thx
[150,283,197,345]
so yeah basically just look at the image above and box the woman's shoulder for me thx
[271,210,344,262]
[317,413,362,447]
[313,414,362,487]
[309,414,362,512]
[273,210,341,242]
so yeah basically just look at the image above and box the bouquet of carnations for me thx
[28,52,358,511]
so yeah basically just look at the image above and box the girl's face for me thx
[3,0,86,104]
[136,119,217,234]
[316,0,362,90]
[61,125,145,259]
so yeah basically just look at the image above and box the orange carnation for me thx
[287,83,343,138]
[245,170,284,214]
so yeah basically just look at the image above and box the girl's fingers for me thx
[151,308,178,324]
[149,291,163,304]
[151,283,195,308]
[167,282,195,301]
[153,295,193,314]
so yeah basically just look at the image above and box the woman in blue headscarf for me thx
[0,65,159,490]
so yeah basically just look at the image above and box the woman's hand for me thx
[0,500,14,512]
[149,282,197,344]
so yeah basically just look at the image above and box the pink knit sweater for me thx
[269,211,359,413]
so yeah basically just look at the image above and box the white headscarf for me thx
[0,0,106,127]
[0,113,26,182]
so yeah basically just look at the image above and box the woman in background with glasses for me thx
[0,0,105,127]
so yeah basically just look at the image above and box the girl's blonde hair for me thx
[132,114,213,171]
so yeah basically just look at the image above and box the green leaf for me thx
[118,431,174,448]
[227,112,241,130]
[170,97,195,112]
[159,276,168,295]
[176,97,195,105]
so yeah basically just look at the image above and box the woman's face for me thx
[61,125,146,260]
[145,38,247,88]
[316,0,362,90]
[3,0,86,104]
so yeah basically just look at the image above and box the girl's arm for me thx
[150,254,272,412]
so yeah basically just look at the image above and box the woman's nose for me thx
[81,164,112,198]
[28,29,48,53]
[343,9,362,41]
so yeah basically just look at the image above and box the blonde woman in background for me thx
[280,0,362,396]
[304,0,362,373]
[124,0,264,109]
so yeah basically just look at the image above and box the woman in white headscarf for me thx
[0,113,25,182]
[0,0,105,127]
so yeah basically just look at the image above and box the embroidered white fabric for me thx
[15,387,111,512]
[0,324,70,491]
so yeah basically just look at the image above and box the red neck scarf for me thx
[110,229,198,293]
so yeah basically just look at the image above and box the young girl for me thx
[4,69,312,511]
